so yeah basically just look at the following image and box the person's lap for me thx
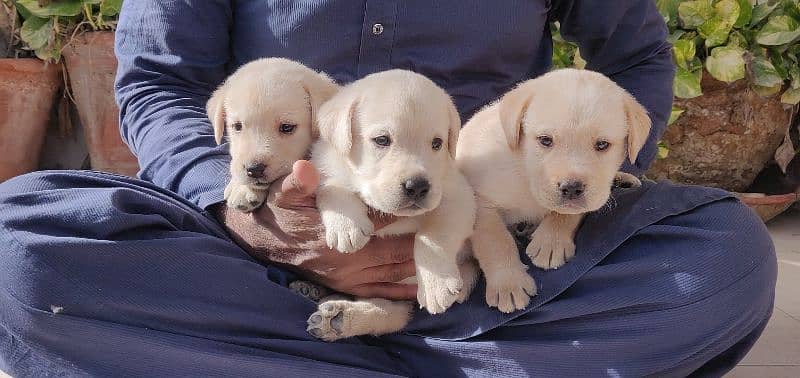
[0,170,776,377]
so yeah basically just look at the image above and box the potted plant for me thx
[553,0,800,220]
[12,0,138,177]
[0,1,62,182]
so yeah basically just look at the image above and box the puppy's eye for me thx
[232,122,243,132]
[595,140,610,151]
[279,123,297,134]
[432,137,443,150]
[538,135,553,147]
[373,135,391,147]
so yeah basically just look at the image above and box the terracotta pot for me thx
[648,72,792,192]
[0,59,61,182]
[63,31,139,177]
[736,192,799,223]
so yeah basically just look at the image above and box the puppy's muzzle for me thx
[558,180,585,201]
[245,162,267,179]
[402,177,430,202]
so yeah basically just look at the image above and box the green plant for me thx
[552,0,800,107]
[7,0,121,62]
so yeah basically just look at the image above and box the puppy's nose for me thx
[245,163,267,179]
[559,181,585,200]
[403,177,430,201]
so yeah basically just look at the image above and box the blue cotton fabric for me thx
[0,0,778,377]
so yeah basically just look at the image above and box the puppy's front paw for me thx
[321,212,373,253]
[417,267,463,314]
[613,172,642,189]
[485,263,537,313]
[307,301,351,342]
[224,182,267,212]
[526,226,576,270]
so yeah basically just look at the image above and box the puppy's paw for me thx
[289,281,329,302]
[485,264,537,313]
[456,259,480,304]
[417,267,463,314]
[526,226,576,270]
[321,212,373,253]
[224,182,267,212]
[613,172,642,189]
[307,301,351,342]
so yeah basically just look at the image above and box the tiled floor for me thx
[728,208,800,377]
[1,210,798,378]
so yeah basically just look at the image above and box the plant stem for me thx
[83,4,98,30]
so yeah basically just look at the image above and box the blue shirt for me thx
[114,0,674,210]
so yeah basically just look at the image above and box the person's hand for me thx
[214,160,417,300]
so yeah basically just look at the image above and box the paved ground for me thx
[1,209,798,377]
[729,208,800,377]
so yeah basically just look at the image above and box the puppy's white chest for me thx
[501,197,549,226]
[374,217,420,238]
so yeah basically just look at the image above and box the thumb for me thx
[271,160,320,208]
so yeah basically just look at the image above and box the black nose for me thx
[245,163,266,179]
[559,181,585,200]
[403,178,430,201]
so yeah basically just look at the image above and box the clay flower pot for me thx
[648,72,793,192]
[63,31,139,177]
[0,59,61,182]
[736,192,799,223]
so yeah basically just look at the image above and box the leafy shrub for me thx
[5,0,121,62]
[552,0,800,106]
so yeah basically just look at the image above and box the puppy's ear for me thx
[498,83,532,149]
[207,85,227,145]
[302,72,339,138]
[446,100,462,159]
[623,92,652,164]
[317,92,356,154]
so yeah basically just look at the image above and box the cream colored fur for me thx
[207,58,339,211]
[457,69,650,313]
[306,70,479,341]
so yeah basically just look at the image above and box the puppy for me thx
[457,69,649,313]
[207,58,338,212]
[306,70,479,341]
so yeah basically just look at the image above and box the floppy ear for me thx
[622,92,652,164]
[206,85,227,145]
[316,91,356,154]
[302,72,340,138]
[498,83,532,149]
[446,100,462,159]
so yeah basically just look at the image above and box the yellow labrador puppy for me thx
[457,69,649,313]
[207,58,338,212]
[306,70,479,341]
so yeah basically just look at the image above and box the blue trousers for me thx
[0,171,777,377]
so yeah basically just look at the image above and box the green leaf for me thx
[752,83,783,97]
[668,107,685,125]
[15,0,82,17]
[781,87,800,104]
[699,17,732,47]
[756,15,800,45]
[751,2,780,26]
[751,56,785,87]
[674,66,703,98]
[734,0,753,27]
[770,48,790,80]
[19,16,51,50]
[783,0,800,21]
[673,39,696,69]
[100,0,122,17]
[728,30,750,48]
[657,141,670,159]
[706,45,746,82]
[657,0,681,25]
[668,30,687,44]
[679,0,715,28]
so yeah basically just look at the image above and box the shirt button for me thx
[372,23,384,35]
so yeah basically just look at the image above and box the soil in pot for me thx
[647,72,793,192]
[0,59,62,182]
[63,31,139,177]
